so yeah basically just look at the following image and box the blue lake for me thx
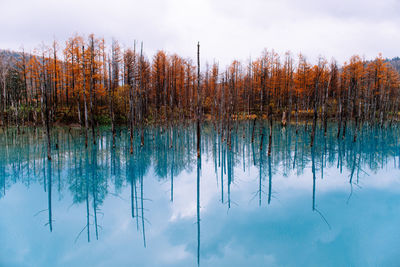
[1,123,400,267]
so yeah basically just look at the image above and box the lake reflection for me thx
[1,122,400,267]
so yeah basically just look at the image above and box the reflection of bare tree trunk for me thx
[356,144,362,184]
[268,107,273,157]
[141,175,146,248]
[92,146,99,240]
[293,131,298,169]
[295,102,299,134]
[85,150,90,242]
[130,172,135,218]
[171,139,174,202]
[196,155,201,267]
[135,178,139,230]
[311,147,316,211]
[214,130,219,182]
[56,134,61,193]
[259,127,264,206]
[47,159,52,232]
[259,148,262,206]
[337,139,343,173]
[1,151,5,196]
[348,142,359,203]
[321,137,326,179]
[43,156,46,192]
[311,146,331,229]
[220,142,224,204]
[268,155,272,204]
[227,147,232,209]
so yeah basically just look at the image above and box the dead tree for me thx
[89,36,96,144]
[82,46,89,147]
[196,42,201,158]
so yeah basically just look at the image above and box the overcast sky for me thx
[0,0,399,67]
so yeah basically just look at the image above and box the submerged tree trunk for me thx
[268,106,273,157]
[251,117,256,143]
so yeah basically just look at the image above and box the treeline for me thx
[387,57,400,72]
[1,34,400,132]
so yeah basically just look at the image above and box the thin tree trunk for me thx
[82,46,89,147]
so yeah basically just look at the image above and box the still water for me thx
[1,122,400,267]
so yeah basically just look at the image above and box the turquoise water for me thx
[1,123,400,267]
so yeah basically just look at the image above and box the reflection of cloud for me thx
[169,164,218,221]
[2,140,400,266]
[159,244,190,263]
[167,156,400,219]
[274,166,400,196]
[190,188,400,266]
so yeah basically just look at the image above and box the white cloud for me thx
[0,0,399,67]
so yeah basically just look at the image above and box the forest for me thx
[0,34,400,147]
[1,34,400,266]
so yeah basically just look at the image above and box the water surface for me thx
[1,123,400,267]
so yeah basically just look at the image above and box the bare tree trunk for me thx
[337,93,342,139]
[0,55,9,128]
[311,61,323,147]
[89,36,96,144]
[41,53,51,160]
[53,41,58,124]
[323,77,330,136]
[111,40,119,148]
[82,46,89,147]
[15,101,20,134]
[197,42,201,158]
[109,55,115,148]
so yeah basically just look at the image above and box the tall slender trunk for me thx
[89,37,96,144]
[82,46,89,147]
[196,42,201,158]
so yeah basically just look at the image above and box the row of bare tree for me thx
[1,35,400,143]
